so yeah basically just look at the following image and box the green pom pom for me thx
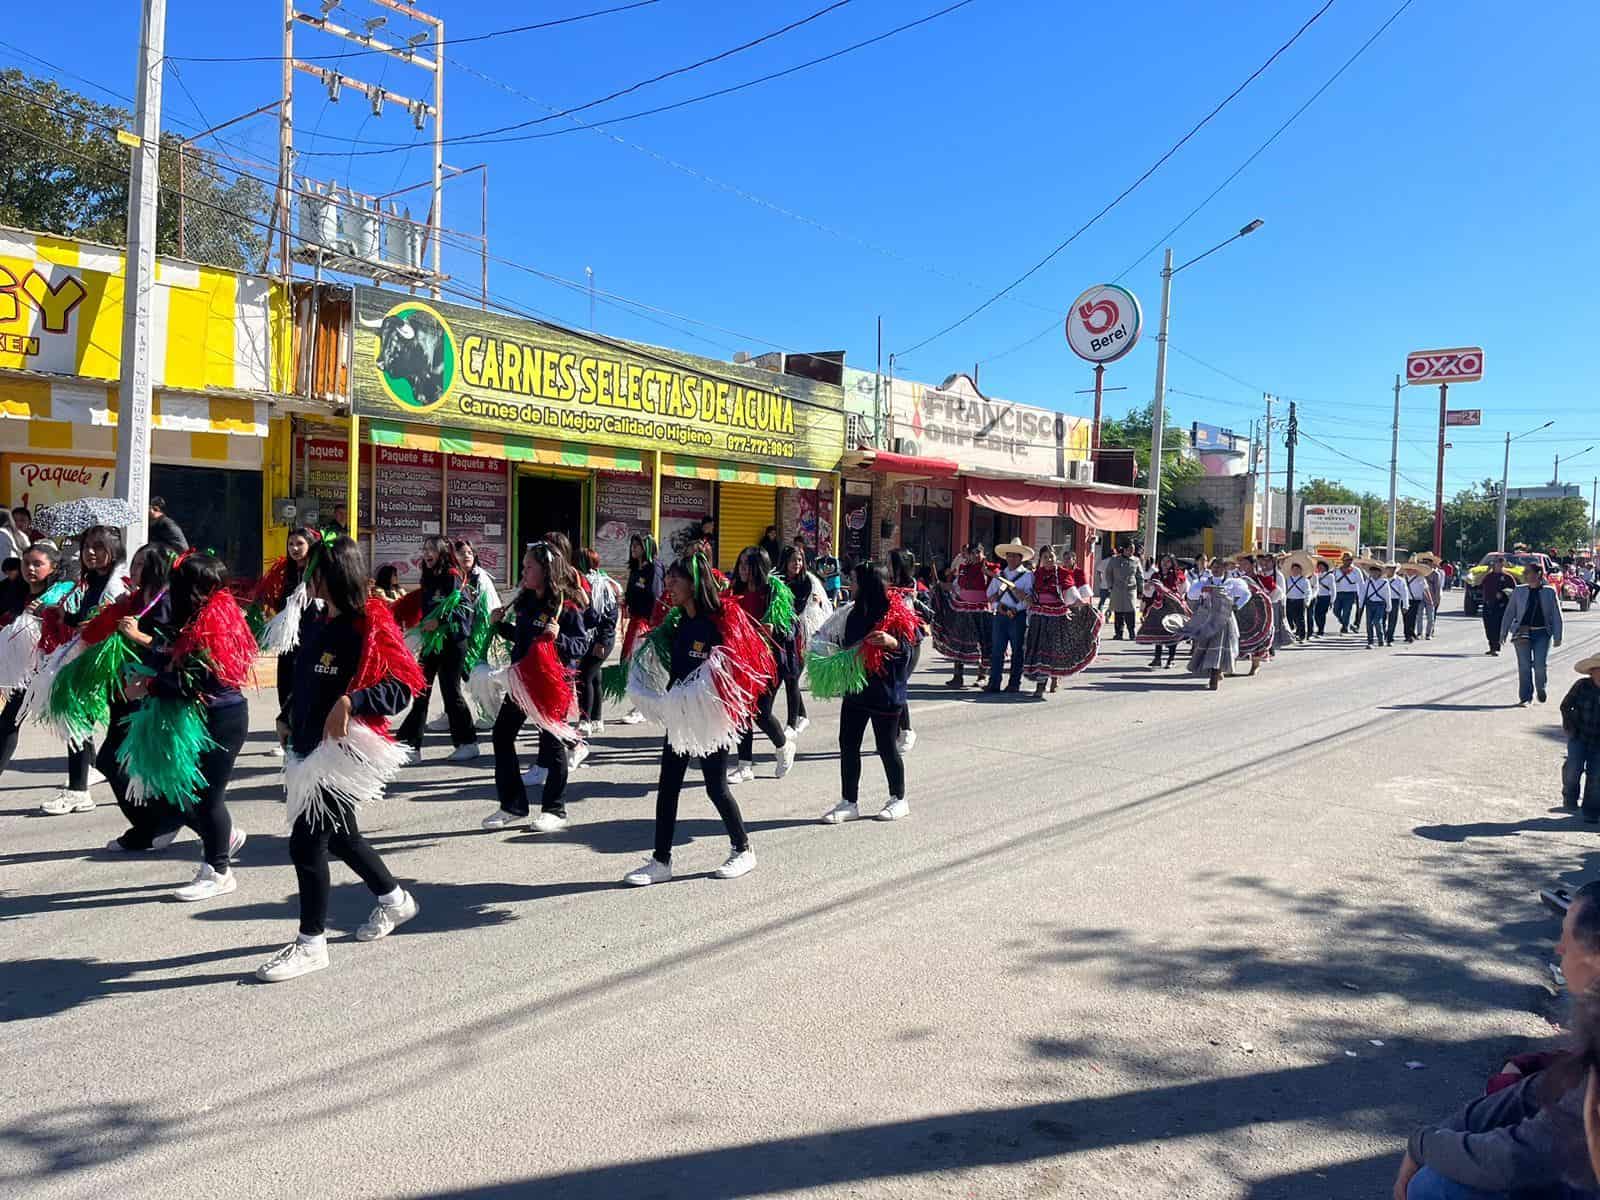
[642,607,683,670]
[47,635,136,745]
[417,589,464,660]
[461,587,495,670]
[601,658,631,704]
[116,696,217,809]
[764,573,797,636]
[805,642,865,699]
[245,601,268,639]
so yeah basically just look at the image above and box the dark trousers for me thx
[1564,736,1600,813]
[102,702,179,848]
[491,698,569,816]
[900,643,919,732]
[0,691,23,774]
[578,644,610,722]
[1286,598,1308,641]
[289,802,398,937]
[276,649,296,715]
[1403,603,1421,642]
[988,609,1027,689]
[782,674,806,729]
[840,702,905,803]
[1312,594,1332,635]
[652,741,748,865]
[66,740,92,790]
[1483,600,1507,652]
[396,643,476,748]
[1111,610,1135,639]
[1386,606,1402,644]
[1149,641,1176,666]
[1365,600,1389,646]
[111,701,247,869]
[737,686,787,761]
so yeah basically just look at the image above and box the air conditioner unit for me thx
[893,437,920,457]
[1066,458,1094,483]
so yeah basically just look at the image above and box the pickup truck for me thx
[1461,551,1589,615]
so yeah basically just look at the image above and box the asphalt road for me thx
[5,602,1598,1199]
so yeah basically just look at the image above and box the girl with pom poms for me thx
[393,535,478,763]
[725,546,794,783]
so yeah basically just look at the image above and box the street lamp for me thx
[1497,419,1555,549]
[1556,445,1594,485]
[1144,219,1264,557]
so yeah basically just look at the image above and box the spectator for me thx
[1480,555,1516,656]
[1503,561,1563,706]
[790,534,814,568]
[11,506,33,548]
[147,496,188,553]
[759,524,783,568]
[328,503,350,535]
[0,510,24,563]
[1106,542,1144,640]
[1395,881,1600,1199]
[1563,655,1600,823]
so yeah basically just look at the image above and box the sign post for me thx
[1064,282,1142,573]
[1406,346,1484,558]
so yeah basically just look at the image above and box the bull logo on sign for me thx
[360,302,457,411]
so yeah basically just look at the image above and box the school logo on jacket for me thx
[314,651,339,676]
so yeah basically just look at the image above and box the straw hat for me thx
[1411,552,1440,567]
[1161,612,1189,633]
[1279,549,1320,577]
[1355,557,1382,571]
[1576,654,1600,675]
[993,540,1033,561]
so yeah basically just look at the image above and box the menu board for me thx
[372,446,443,583]
[594,470,653,570]
[445,454,510,584]
[659,477,712,561]
[293,436,372,528]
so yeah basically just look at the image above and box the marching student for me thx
[885,548,926,745]
[1384,563,1409,647]
[1022,545,1100,695]
[0,542,75,784]
[1362,562,1392,648]
[577,547,619,733]
[257,535,426,983]
[984,540,1033,693]
[781,543,833,735]
[1333,553,1364,633]
[481,542,592,834]
[935,543,992,688]
[251,526,319,758]
[394,536,478,762]
[1311,560,1335,638]
[614,533,665,726]
[1181,578,1241,691]
[116,552,255,902]
[622,552,774,886]
[1283,560,1313,643]
[726,546,796,782]
[1403,564,1432,643]
[812,561,921,824]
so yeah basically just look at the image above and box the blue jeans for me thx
[1565,736,1600,811]
[1407,1164,1591,1198]
[987,609,1027,690]
[1333,592,1355,630]
[1366,600,1389,645]
[1513,629,1552,702]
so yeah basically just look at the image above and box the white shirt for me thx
[1315,571,1337,599]
[1362,576,1390,606]
[1333,566,1364,593]
[1386,575,1409,608]
[1219,577,1252,609]
[1407,575,1431,604]
[988,567,1033,613]
[1284,574,1312,601]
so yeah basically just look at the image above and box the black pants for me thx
[290,802,398,937]
[397,643,475,749]
[737,686,787,762]
[0,691,24,775]
[652,742,747,865]
[111,701,247,869]
[1112,610,1135,639]
[899,643,919,732]
[276,649,297,716]
[492,699,568,816]
[578,644,610,723]
[1385,606,1401,645]
[1483,600,1506,652]
[1286,598,1307,641]
[840,702,904,803]
[1149,641,1177,666]
[1403,603,1421,642]
[782,674,806,729]
[1312,594,1331,636]
[103,701,177,848]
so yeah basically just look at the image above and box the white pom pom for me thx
[283,721,411,828]
[466,660,506,722]
[0,612,46,692]
[258,582,311,655]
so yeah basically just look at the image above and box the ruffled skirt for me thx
[1023,607,1101,678]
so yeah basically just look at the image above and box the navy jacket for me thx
[499,590,593,671]
[842,604,916,715]
[286,609,414,755]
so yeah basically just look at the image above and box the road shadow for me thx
[1382,702,1524,712]
[1414,816,1595,843]
[1,942,279,1023]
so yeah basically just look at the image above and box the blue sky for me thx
[5,0,1596,504]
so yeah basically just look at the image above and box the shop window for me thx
[151,464,263,582]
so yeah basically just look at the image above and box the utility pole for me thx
[1592,476,1598,553]
[874,316,883,444]
[1246,417,1261,553]
[114,0,166,553]
[1498,432,1512,552]
[1261,394,1275,551]
[1284,400,1298,551]
[1387,374,1401,558]
[1143,247,1174,558]
[585,266,595,330]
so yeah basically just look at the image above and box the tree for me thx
[1098,401,1203,536]
[0,69,270,271]
[1510,497,1591,555]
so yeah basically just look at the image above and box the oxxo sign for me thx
[1406,346,1484,385]
[1065,283,1142,364]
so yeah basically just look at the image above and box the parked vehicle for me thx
[1461,551,1586,615]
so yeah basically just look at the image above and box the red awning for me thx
[965,476,1062,518]
[868,450,959,477]
[1067,490,1141,531]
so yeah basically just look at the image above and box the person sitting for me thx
[1395,880,1600,1199]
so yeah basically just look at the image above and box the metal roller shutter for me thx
[716,482,777,573]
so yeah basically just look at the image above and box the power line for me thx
[895,0,1335,360]
[299,0,979,157]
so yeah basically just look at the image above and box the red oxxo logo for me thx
[1406,347,1484,384]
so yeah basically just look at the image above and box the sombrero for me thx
[1411,552,1440,567]
[1355,557,1382,571]
[993,540,1033,561]
[1279,549,1320,577]
[1576,654,1600,675]
[1161,612,1189,633]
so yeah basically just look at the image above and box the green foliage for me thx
[1100,401,1203,517]
[0,69,270,271]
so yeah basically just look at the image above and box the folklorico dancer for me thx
[811,562,922,824]
[984,540,1033,694]
[781,543,833,736]
[726,547,797,783]
[0,542,78,784]
[250,526,320,758]
[1137,553,1190,669]
[1403,562,1432,644]
[115,552,256,902]
[1383,563,1409,647]
[1229,563,1275,672]
[622,551,775,886]
[258,536,427,983]
[613,533,664,726]
[393,536,479,762]
[1282,559,1313,643]
[935,544,993,688]
[478,542,591,835]
[1311,560,1336,638]
[1361,559,1392,648]
[887,548,924,747]
[1181,578,1243,690]
[1024,546,1101,693]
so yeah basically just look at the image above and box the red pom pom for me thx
[252,556,289,610]
[390,588,425,630]
[507,639,576,726]
[38,605,73,654]
[710,601,777,720]
[172,590,257,689]
[351,595,425,725]
[81,594,138,647]
[862,590,921,675]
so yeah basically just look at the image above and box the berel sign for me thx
[1065,284,1143,364]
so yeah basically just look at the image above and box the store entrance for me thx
[969,506,1022,555]
[899,504,952,570]
[516,473,584,562]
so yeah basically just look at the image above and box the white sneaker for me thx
[619,710,645,725]
[268,744,286,759]
[820,800,859,824]
[569,742,590,770]
[104,828,181,853]
[174,863,238,902]
[256,940,329,982]
[577,719,593,736]
[775,740,797,779]
[876,796,910,822]
[229,827,247,859]
[40,788,94,816]
[713,848,757,880]
[88,766,109,787]
[590,719,605,735]
[523,763,547,786]
[481,808,525,830]
[530,810,570,834]
[446,743,480,763]
[727,762,756,784]
[356,891,419,942]
[624,856,672,886]
[898,728,918,754]
[792,716,811,736]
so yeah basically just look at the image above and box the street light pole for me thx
[1499,420,1556,550]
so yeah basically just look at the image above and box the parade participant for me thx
[394,536,478,762]
[1138,553,1189,668]
[1333,553,1364,633]
[887,548,929,744]
[480,542,590,833]
[574,547,618,734]
[1245,555,1290,675]
[1095,549,1112,615]
[811,561,921,824]
[984,541,1033,694]
[936,543,992,687]
[371,564,406,603]
[1357,560,1389,648]
[726,546,796,782]
[1180,579,1241,691]
[117,552,255,901]
[37,525,126,815]
[1422,555,1445,640]
[252,526,320,757]
[0,543,76,781]
[1106,542,1143,640]
[1404,564,1433,643]
[1311,560,1335,638]
[1283,560,1312,643]
[257,536,427,982]
[1384,563,1409,647]
[622,552,774,886]
[786,544,834,735]
[612,534,665,727]
[456,539,502,616]
[1480,554,1515,656]
[1026,546,1101,693]
[1561,654,1600,822]
[1502,561,1562,706]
